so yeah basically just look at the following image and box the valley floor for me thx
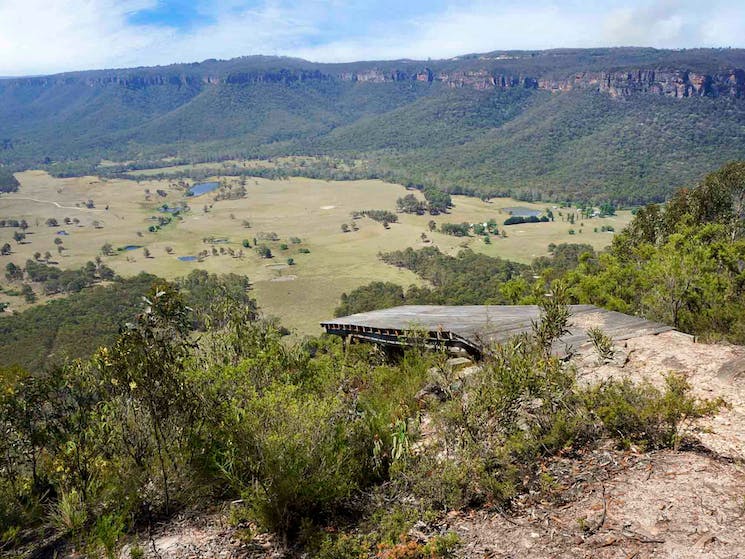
[0,170,631,333]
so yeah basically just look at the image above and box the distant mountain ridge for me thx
[2,47,745,203]
[7,48,745,98]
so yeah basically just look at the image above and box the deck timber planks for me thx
[321,305,675,358]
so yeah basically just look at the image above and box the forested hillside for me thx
[2,48,745,203]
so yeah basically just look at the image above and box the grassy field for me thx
[0,171,632,333]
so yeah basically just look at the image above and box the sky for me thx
[1,0,745,76]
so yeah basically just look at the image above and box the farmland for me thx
[0,170,632,333]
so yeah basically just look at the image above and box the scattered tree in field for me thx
[1,243,12,255]
[5,262,23,281]
[599,202,616,216]
[242,219,251,228]
[21,283,36,303]
[279,243,288,251]
[257,245,272,259]
[85,199,95,209]
[33,251,41,260]
[143,248,151,258]
[341,223,350,233]
[287,257,295,266]
[92,220,102,229]
[440,222,471,237]
[72,217,80,226]
[428,220,437,232]
[19,219,28,231]
[13,231,25,244]
[54,238,63,246]
[290,237,301,244]
[57,245,64,255]
[44,251,52,261]
[101,243,114,256]
[242,239,251,248]
[423,187,453,213]
[165,246,174,254]
[45,218,59,227]
[396,193,426,215]
[361,210,398,224]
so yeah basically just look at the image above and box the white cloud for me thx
[0,0,744,75]
[0,0,165,75]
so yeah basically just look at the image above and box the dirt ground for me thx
[449,331,745,558]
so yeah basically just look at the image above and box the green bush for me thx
[585,372,724,450]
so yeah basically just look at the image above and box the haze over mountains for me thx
[2,47,745,203]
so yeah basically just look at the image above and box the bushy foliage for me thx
[337,247,530,312]
[565,162,745,341]
[335,282,405,316]
[584,372,724,450]
[0,168,19,193]
[361,210,399,224]
[439,222,470,237]
[397,293,585,509]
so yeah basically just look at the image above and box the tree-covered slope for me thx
[2,48,745,202]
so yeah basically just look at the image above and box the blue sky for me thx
[1,0,745,75]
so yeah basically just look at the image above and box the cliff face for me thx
[5,63,745,99]
[335,66,745,98]
[538,68,745,98]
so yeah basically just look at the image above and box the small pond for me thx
[503,207,541,217]
[178,256,198,262]
[188,182,219,197]
[120,245,142,251]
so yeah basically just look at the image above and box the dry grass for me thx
[0,171,631,334]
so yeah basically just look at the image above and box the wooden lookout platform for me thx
[321,305,674,359]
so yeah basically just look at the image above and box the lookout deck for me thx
[321,305,675,358]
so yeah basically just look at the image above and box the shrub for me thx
[216,385,361,540]
[50,489,88,537]
[585,372,724,450]
[92,513,126,559]
[587,327,614,362]
[401,292,587,509]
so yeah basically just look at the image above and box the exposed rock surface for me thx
[449,331,745,558]
[6,58,744,99]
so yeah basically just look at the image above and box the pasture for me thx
[0,171,632,333]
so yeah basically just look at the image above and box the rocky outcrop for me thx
[550,69,745,98]
[333,65,745,98]
[4,61,744,99]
